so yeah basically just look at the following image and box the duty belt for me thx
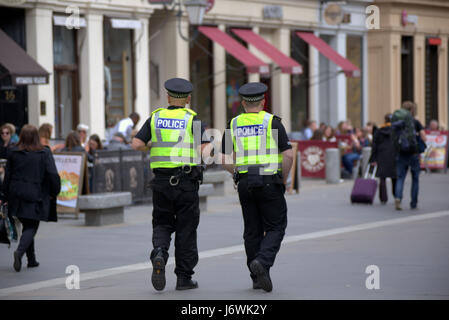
[234,172,283,184]
[154,165,203,186]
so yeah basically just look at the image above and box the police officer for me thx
[132,78,209,291]
[220,82,293,292]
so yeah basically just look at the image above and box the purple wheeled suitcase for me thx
[350,165,378,204]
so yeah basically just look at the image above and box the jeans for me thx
[342,153,361,175]
[395,153,420,208]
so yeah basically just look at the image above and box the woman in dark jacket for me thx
[369,114,397,204]
[1,125,61,272]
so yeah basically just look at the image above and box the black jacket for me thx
[2,147,61,222]
[369,124,397,178]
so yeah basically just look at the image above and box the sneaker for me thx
[151,255,166,291]
[176,278,198,290]
[395,199,402,211]
[249,259,272,292]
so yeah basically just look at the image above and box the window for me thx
[425,40,439,126]
[401,36,414,102]
[290,31,309,131]
[189,29,214,127]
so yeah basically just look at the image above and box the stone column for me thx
[438,36,448,130]
[334,32,347,126]
[133,17,151,126]
[26,7,54,130]
[213,24,226,133]
[414,34,426,123]
[309,32,320,124]
[272,27,291,132]
[248,26,261,84]
[78,12,105,139]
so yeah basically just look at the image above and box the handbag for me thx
[0,204,19,248]
[417,135,427,154]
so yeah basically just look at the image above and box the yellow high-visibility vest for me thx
[150,107,200,169]
[230,111,282,173]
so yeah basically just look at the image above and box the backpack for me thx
[391,108,418,153]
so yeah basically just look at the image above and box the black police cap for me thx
[238,82,267,102]
[164,78,193,98]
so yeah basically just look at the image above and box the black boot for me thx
[249,259,272,292]
[13,251,23,272]
[27,260,40,268]
[27,251,39,268]
[176,277,198,290]
[151,251,166,291]
[251,274,262,290]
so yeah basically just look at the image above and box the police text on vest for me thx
[236,125,265,137]
[156,118,186,129]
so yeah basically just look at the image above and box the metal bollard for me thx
[361,147,372,177]
[325,148,340,184]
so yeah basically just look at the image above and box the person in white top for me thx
[110,112,140,144]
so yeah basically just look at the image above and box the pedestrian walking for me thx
[392,101,426,210]
[0,125,61,272]
[221,82,294,292]
[369,114,397,204]
[132,78,210,291]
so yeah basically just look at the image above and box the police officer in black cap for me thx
[220,82,293,292]
[132,78,210,291]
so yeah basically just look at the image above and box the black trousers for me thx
[17,218,40,262]
[237,179,287,277]
[150,177,200,279]
[379,178,397,203]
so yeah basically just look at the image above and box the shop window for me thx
[189,29,213,128]
[103,21,135,128]
[346,35,363,129]
[290,31,309,132]
[425,41,439,126]
[401,36,414,103]
[53,25,79,139]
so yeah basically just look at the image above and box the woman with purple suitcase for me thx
[369,114,397,204]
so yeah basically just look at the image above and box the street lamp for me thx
[184,0,208,25]
[175,0,208,41]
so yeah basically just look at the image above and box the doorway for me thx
[260,75,272,113]
[54,68,79,139]
[425,41,438,126]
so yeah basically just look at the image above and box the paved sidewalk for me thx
[1,172,448,299]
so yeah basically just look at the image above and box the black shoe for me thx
[176,278,198,290]
[27,261,40,268]
[13,251,22,272]
[151,255,166,291]
[249,259,272,292]
[252,280,262,290]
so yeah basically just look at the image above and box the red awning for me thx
[198,26,269,74]
[232,28,303,74]
[0,29,49,85]
[296,31,360,77]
